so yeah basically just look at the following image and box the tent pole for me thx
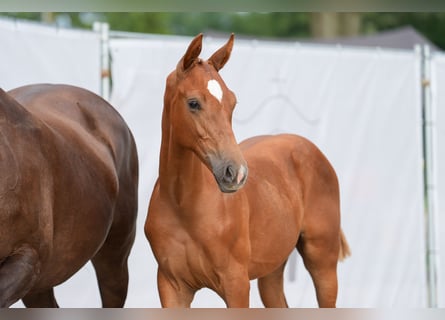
[418,44,439,307]
[93,22,110,101]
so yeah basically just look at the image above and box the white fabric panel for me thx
[109,36,426,307]
[432,53,445,307]
[0,18,100,93]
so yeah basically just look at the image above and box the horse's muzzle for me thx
[213,161,248,193]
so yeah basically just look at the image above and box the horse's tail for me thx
[338,229,351,261]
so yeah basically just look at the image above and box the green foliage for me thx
[99,13,172,34]
[2,12,42,21]
[229,13,309,38]
[363,13,445,49]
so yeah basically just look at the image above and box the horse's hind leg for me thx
[257,262,288,307]
[22,288,59,307]
[92,165,138,307]
[91,227,135,307]
[91,194,137,307]
[296,230,339,308]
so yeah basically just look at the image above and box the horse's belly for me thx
[36,199,114,289]
[245,183,303,279]
[248,216,301,279]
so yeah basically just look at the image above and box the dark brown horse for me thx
[145,33,350,308]
[0,84,138,307]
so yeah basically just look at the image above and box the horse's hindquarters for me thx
[241,134,341,282]
[2,84,138,306]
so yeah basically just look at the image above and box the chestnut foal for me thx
[145,33,350,308]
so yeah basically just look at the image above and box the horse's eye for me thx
[187,99,201,111]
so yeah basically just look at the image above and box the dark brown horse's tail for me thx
[338,229,351,261]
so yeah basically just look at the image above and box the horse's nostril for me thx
[224,165,236,182]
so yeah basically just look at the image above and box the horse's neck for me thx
[159,138,210,206]
[158,99,214,205]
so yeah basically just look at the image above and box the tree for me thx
[363,13,445,49]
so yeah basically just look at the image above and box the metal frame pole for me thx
[418,44,440,307]
[93,22,110,101]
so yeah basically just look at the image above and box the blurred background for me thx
[1,12,444,49]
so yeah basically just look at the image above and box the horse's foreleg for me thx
[157,269,195,307]
[257,262,288,307]
[220,268,250,308]
[22,288,59,307]
[0,244,40,308]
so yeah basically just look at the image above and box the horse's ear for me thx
[177,33,203,74]
[208,33,234,71]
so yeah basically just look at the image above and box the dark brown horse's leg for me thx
[22,288,59,307]
[297,234,339,308]
[0,245,40,308]
[91,238,133,307]
[91,187,137,307]
[157,269,195,307]
[257,262,288,307]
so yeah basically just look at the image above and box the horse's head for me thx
[164,33,247,193]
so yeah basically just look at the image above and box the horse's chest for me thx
[150,214,239,290]
[149,224,209,287]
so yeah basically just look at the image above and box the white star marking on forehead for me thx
[207,79,223,103]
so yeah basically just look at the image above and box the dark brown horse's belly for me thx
[35,224,111,290]
[33,151,117,289]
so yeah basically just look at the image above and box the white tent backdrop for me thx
[1,19,441,307]
[433,53,445,307]
[0,18,100,93]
